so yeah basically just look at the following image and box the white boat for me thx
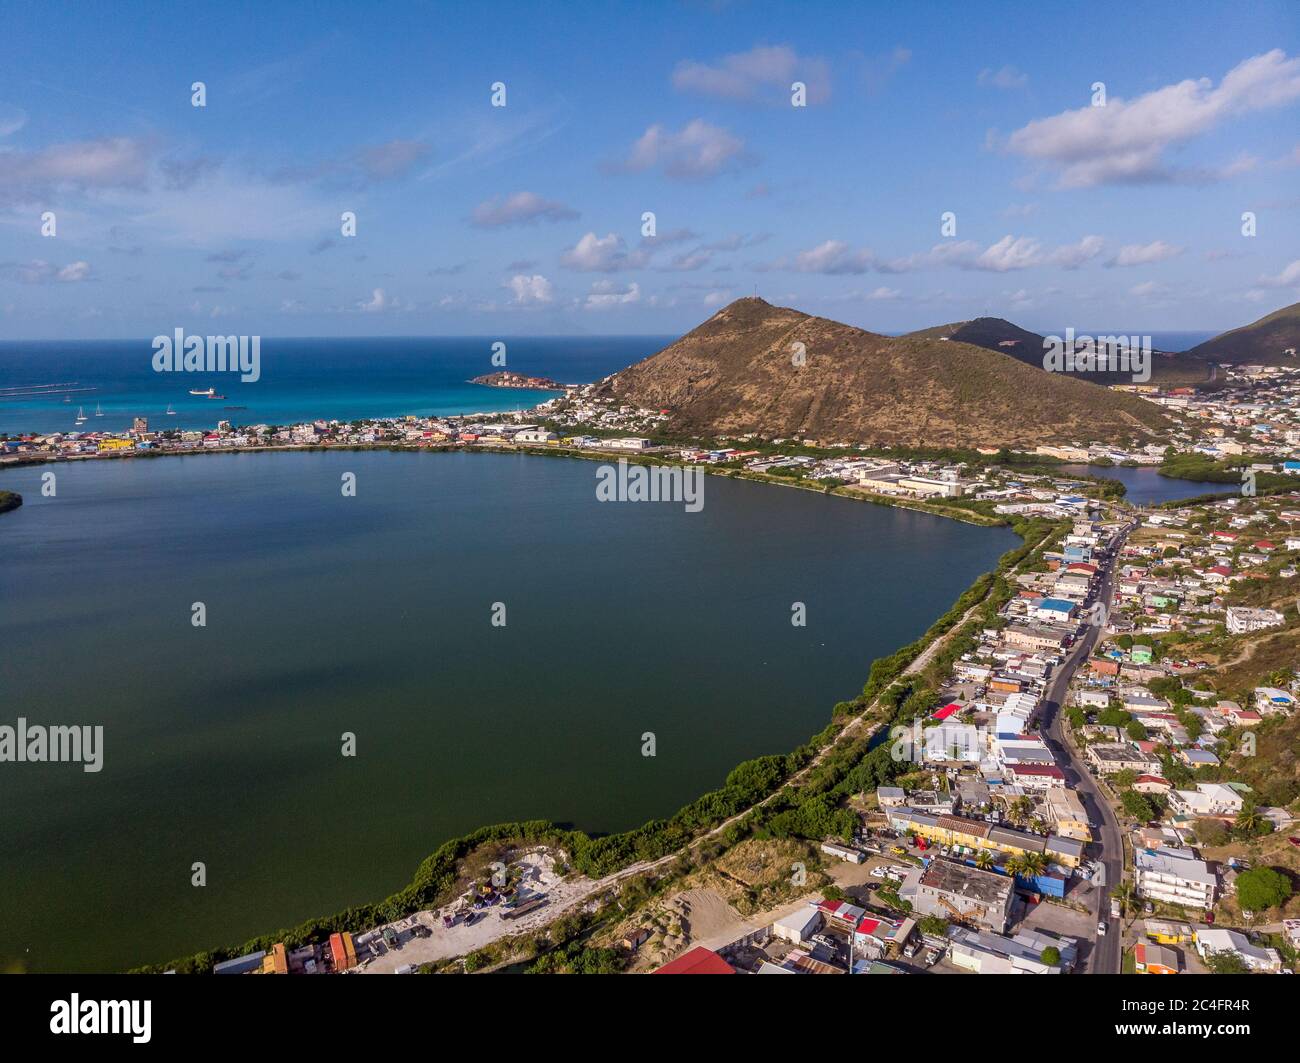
[75,406,87,423]
[189,387,216,397]
[166,403,176,415]
[95,402,103,416]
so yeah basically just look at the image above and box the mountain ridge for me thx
[1189,301,1300,365]
[595,297,1170,448]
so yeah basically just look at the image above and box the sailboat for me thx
[166,402,177,416]
[95,402,103,417]
[75,406,87,424]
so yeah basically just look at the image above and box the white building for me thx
[898,477,964,498]
[1167,783,1244,818]
[1226,607,1285,635]
[771,906,821,945]
[1195,928,1282,972]
[1134,846,1217,910]
[947,926,1074,974]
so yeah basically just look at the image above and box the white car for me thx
[1097,921,1108,936]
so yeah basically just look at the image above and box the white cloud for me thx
[0,258,93,283]
[506,273,554,305]
[560,230,698,272]
[975,235,1047,272]
[1129,280,1167,298]
[471,191,579,227]
[561,232,632,272]
[907,234,1103,273]
[1106,240,1185,267]
[777,233,1106,276]
[1006,49,1300,187]
[791,239,876,275]
[57,260,91,282]
[0,136,153,203]
[358,288,391,312]
[672,45,831,104]
[1258,259,1300,287]
[616,119,749,179]
[583,280,640,309]
[1045,234,1106,270]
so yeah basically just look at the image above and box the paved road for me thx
[1038,522,1132,975]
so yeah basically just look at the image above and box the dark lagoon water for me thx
[0,336,669,436]
[1058,464,1230,505]
[0,450,1017,972]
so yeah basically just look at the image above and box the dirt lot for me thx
[357,850,593,973]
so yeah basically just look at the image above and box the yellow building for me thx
[97,438,134,451]
[1144,919,1195,946]
[259,942,289,974]
[887,810,1083,868]
[1044,789,1092,843]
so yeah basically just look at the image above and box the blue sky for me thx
[1,0,1298,339]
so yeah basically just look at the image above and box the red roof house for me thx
[654,946,735,975]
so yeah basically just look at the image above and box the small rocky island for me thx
[0,490,23,515]
[470,371,567,391]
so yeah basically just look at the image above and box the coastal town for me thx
[11,355,1291,979]
[5,363,1300,502]
[177,486,1298,978]
[8,6,1300,1046]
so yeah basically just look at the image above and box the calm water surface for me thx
[1058,464,1231,505]
[0,450,1016,971]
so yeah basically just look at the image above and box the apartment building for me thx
[1134,846,1217,910]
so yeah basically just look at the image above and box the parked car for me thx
[1097,921,1107,936]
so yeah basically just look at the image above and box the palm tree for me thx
[1110,880,1137,916]
[1235,804,1263,837]
[974,849,995,871]
[1005,855,1028,878]
[1024,852,1048,877]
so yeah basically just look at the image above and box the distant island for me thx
[0,491,22,515]
[470,371,567,391]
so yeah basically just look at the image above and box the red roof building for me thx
[654,946,735,975]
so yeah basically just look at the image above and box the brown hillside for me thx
[596,298,1171,448]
